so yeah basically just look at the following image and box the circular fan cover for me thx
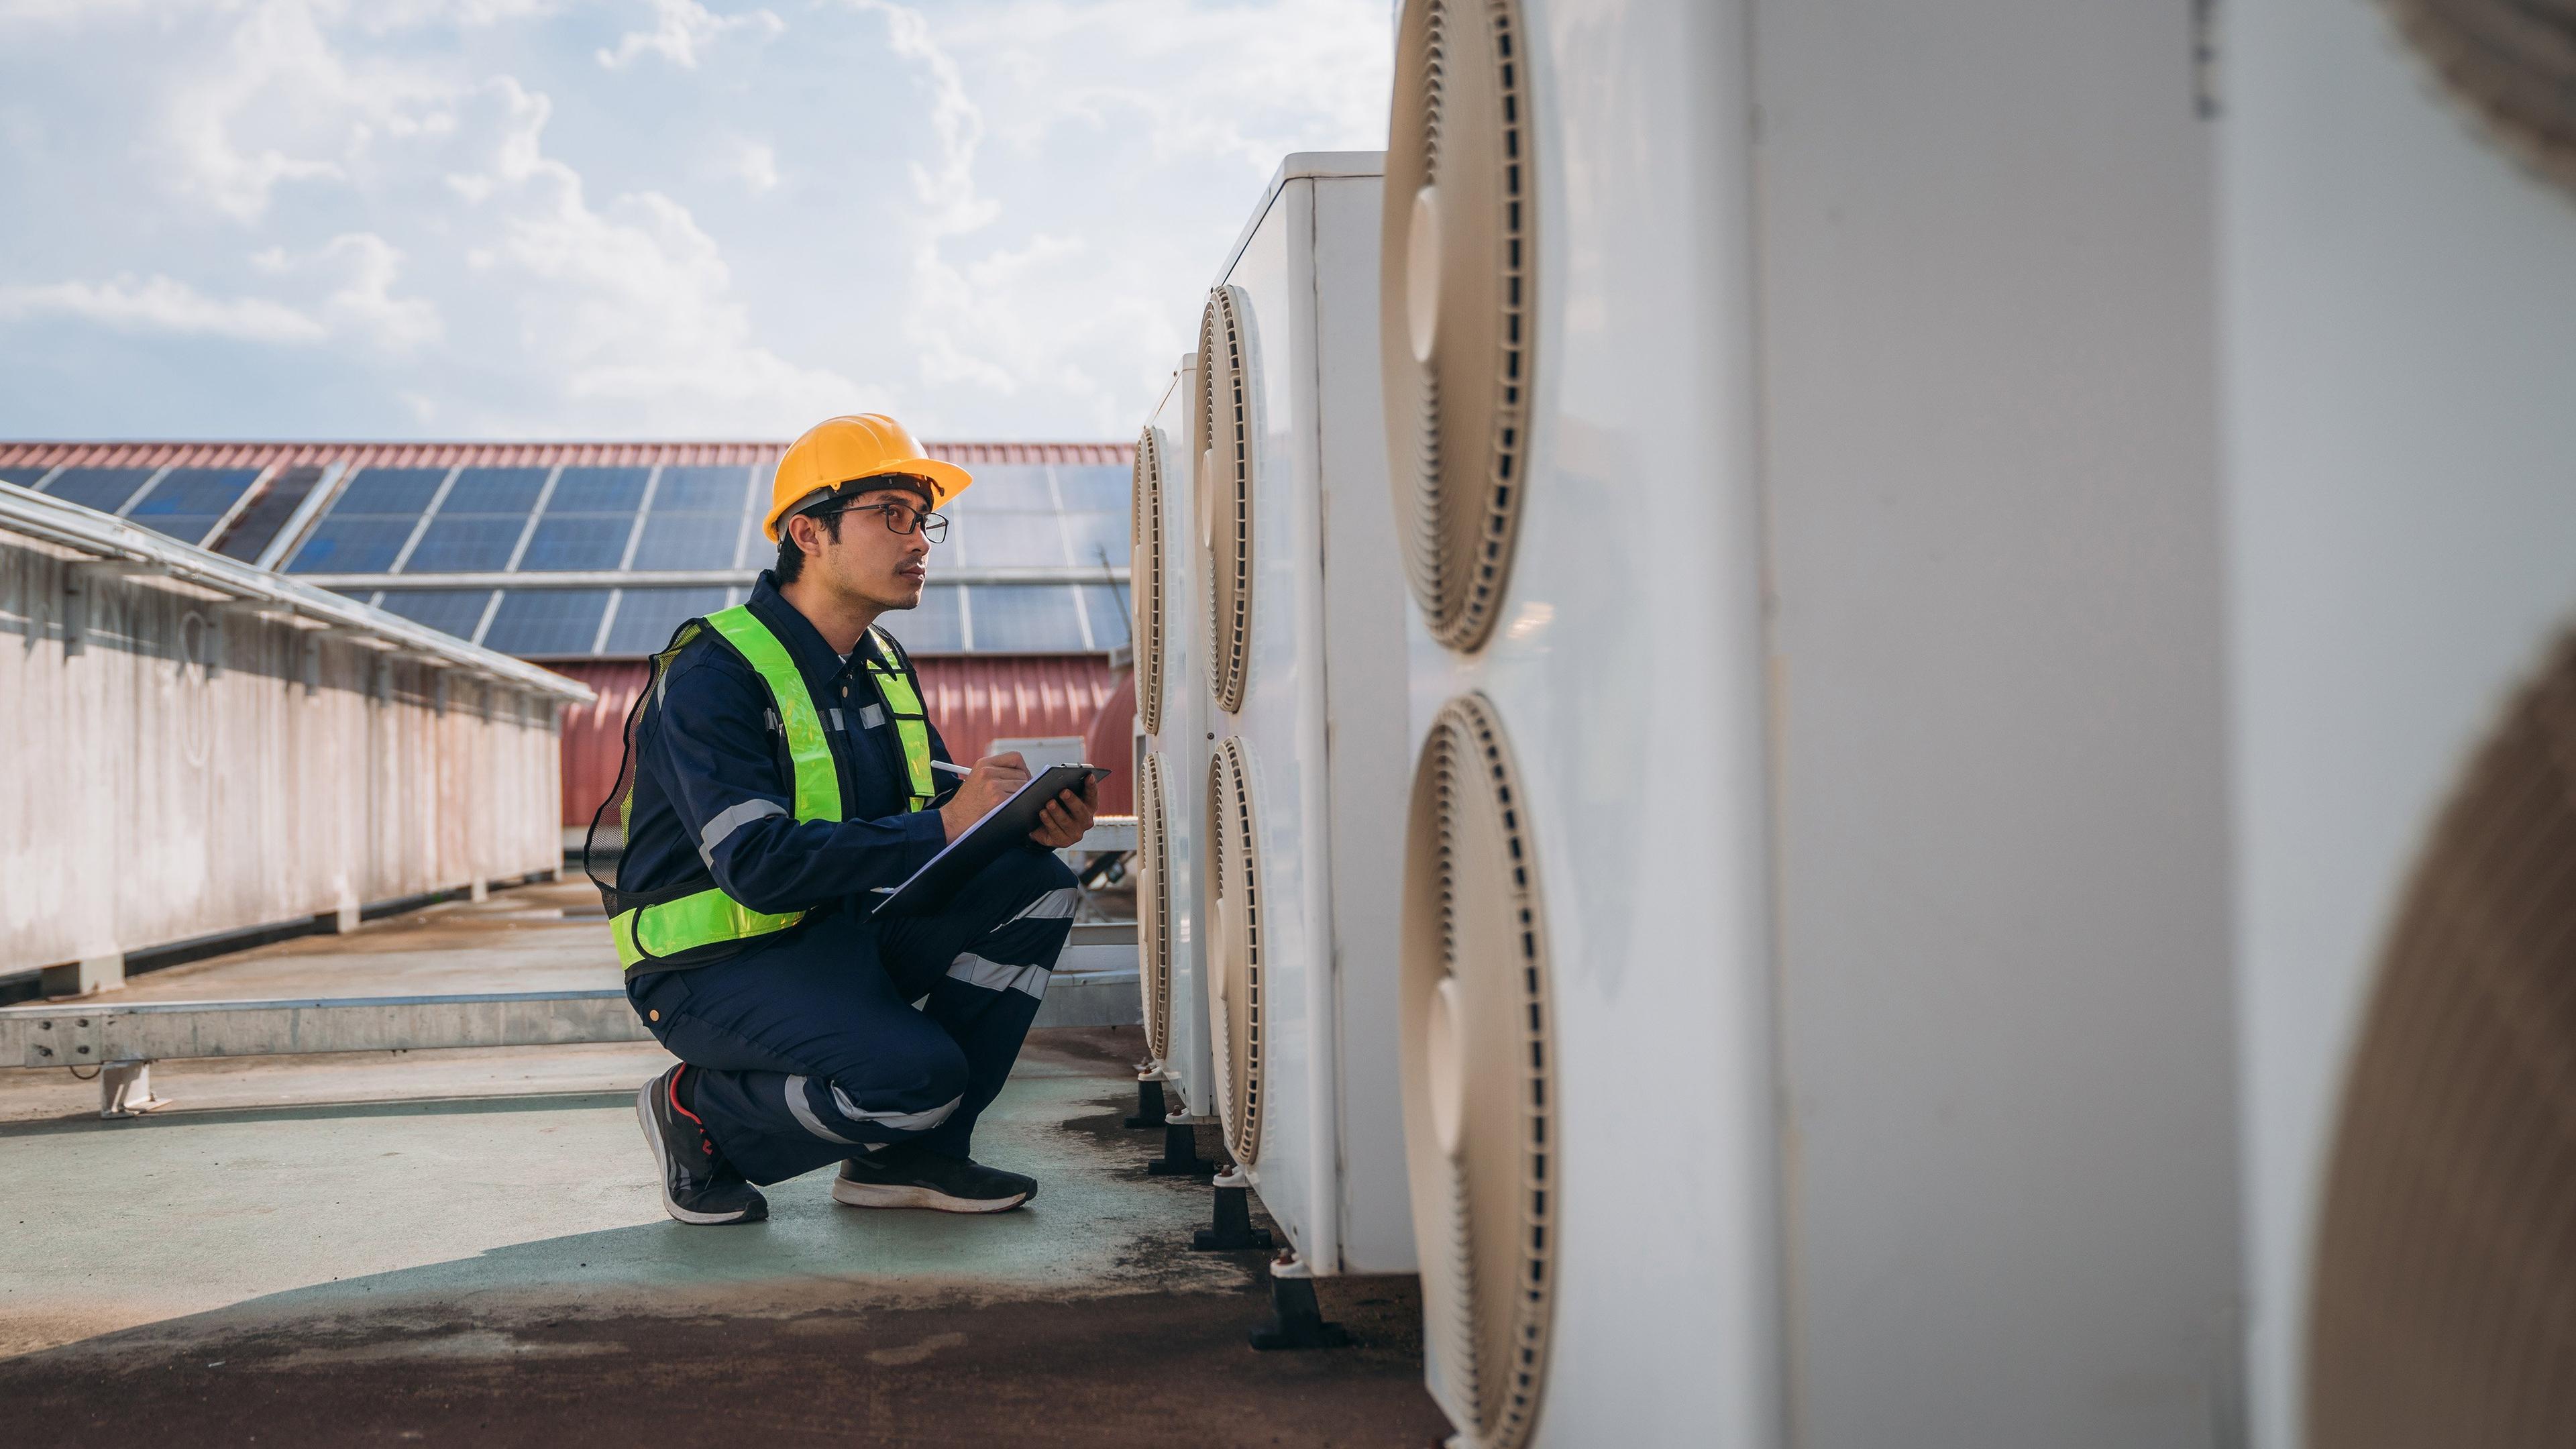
[1199,286,1256,714]
[1137,751,1175,1063]
[1205,737,1265,1167]
[2390,0,2576,197]
[2307,629,2576,1446]
[1383,0,1537,654]
[1401,692,1556,1447]
[1132,425,1170,738]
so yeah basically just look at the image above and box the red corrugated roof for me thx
[0,439,1133,472]
[554,655,1134,828]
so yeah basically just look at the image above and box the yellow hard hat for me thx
[765,413,973,543]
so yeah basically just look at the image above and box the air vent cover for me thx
[1199,286,1256,714]
[1401,692,1556,1447]
[2390,0,2576,197]
[2308,630,2576,1446]
[1132,425,1170,738]
[1208,736,1266,1167]
[1383,0,1536,654]
[1138,751,1176,1064]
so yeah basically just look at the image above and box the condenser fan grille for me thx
[2308,629,2576,1446]
[1138,751,1175,1063]
[1383,0,1535,653]
[2390,0,2576,198]
[1132,425,1169,739]
[1401,692,1555,1447]
[1208,737,1265,1167]
[1199,287,1256,714]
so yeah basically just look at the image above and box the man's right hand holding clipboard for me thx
[936,752,1099,849]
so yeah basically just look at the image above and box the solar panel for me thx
[967,584,1089,651]
[440,466,550,515]
[604,586,730,655]
[40,467,158,515]
[886,584,966,653]
[288,517,417,574]
[405,515,527,573]
[630,511,746,570]
[213,465,326,561]
[126,467,260,546]
[333,466,447,515]
[547,466,650,514]
[954,464,1054,512]
[482,589,612,656]
[377,589,496,642]
[1058,510,1129,570]
[1078,584,1132,650]
[519,515,634,572]
[652,465,755,513]
[1053,464,1130,511]
[947,511,1069,568]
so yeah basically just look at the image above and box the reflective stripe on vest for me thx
[610,604,845,971]
[864,626,936,812]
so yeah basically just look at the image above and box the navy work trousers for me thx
[627,848,1080,1185]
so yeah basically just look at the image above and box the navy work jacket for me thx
[616,572,959,920]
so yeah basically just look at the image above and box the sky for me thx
[0,0,1393,441]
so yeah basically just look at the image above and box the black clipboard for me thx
[870,763,1112,918]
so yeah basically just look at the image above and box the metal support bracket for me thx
[1124,1073,1169,1129]
[1147,1113,1216,1179]
[1192,1169,1274,1251]
[100,1059,169,1119]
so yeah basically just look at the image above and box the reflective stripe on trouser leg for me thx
[782,1073,962,1144]
[910,853,1079,1159]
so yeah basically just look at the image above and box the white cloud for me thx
[729,138,780,193]
[254,233,445,350]
[597,0,783,70]
[0,275,329,344]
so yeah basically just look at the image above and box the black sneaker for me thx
[636,1066,767,1226]
[832,1144,1036,1214]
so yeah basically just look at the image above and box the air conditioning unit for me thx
[1195,152,1417,1289]
[1383,3,2237,1445]
[1131,353,1219,1135]
[2221,5,2576,1445]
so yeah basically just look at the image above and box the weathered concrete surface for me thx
[0,1033,1441,1448]
[0,883,1434,1446]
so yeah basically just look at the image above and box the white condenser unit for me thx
[2221,5,2576,1446]
[1130,353,1218,1134]
[1383,2,2239,1446]
[1195,152,1417,1289]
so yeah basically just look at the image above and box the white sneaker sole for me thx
[830,1178,1029,1214]
[637,1079,759,1226]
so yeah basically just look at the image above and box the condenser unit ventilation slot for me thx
[1403,692,1556,1446]
[1385,0,1536,654]
[1132,424,1170,737]
[1200,286,1257,714]
[2306,629,2576,1446]
[1138,751,1177,1064]
[1208,736,1267,1167]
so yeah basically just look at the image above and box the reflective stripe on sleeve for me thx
[696,798,788,867]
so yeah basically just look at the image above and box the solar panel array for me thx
[266,460,1130,658]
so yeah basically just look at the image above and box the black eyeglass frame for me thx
[810,496,949,543]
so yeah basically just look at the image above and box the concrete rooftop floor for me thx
[0,885,1445,1448]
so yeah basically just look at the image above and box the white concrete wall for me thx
[0,534,566,979]
[2218,4,2576,1446]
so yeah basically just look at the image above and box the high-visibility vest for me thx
[602,606,936,971]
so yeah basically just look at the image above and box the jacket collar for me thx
[745,572,862,687]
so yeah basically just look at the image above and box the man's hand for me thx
[1027,773,1098,849]
[937,753,1031,842]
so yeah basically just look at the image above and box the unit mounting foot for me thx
[1124,1074,1169,1130]
[1250,1254,1350,1350]
[1146,1117,1214,1179]
[1191,1169,1273,1250]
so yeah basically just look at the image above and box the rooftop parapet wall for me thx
[0,506,583,985]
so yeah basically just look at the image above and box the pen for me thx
[930,760,973,777]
